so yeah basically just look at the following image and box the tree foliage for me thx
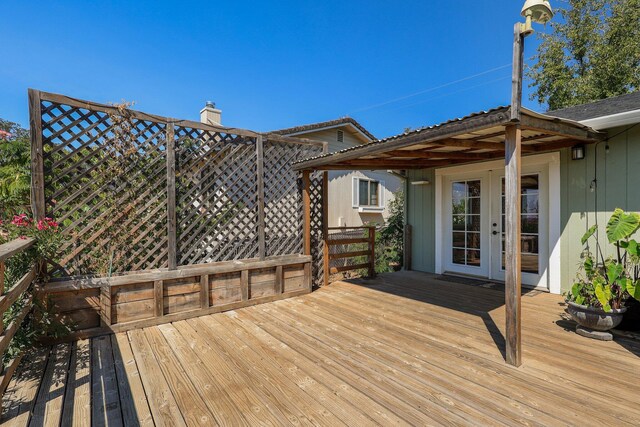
[527,0,640,110]
[0,119,31,216]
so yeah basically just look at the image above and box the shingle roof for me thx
[547,91,640,121]
[272,117,376,141]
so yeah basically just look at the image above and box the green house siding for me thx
[406,125,640,293]
[559,125,640,292]
[407,168,436,273]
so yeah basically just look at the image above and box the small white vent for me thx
[337,130,344,143]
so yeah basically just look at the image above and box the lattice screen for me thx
[34,91,325,281]
[41,100,169,275]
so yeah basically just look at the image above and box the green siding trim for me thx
[407,169,436,273]
[559,125,640,292]
[405,124,640,293]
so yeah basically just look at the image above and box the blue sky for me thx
[1,0,551,138]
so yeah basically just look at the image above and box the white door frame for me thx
[434,152,561,294]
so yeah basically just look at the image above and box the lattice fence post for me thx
[28,89,46,221]
[166,123,177,270]
[322,171,329,286]
[256,135,266,259]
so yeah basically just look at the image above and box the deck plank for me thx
[91,335,123,427]
[142,327,217,426]
[127,329,186,427]
[111,334,154,427]
[29,343,71,427]
[61,340,91,427]
[2,272,640,426]
[1,347,49,426]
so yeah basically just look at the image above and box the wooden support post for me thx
[322,172,329,286]
[241,270,249,301]
[154,280,164,317]
[303,262,312,291]
[505,124,522,367]
[166,123,177,270]
[100,286,112,327]
[302,171,312,256]
[28,89,46,221]
[404,224,412,271]
[200,274,209,309]
[275,265,283,294]
[256,135,266,259]
[510,23,525,122]
[368,227,376,278]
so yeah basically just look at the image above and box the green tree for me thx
[527,0,640,110]
[0,119,31,215]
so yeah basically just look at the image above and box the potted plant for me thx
[565,209,640,339]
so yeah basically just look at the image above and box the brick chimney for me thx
[200,101,222,126]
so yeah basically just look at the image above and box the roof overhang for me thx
[293,106,606,171]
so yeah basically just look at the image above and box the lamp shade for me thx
[521,0,554,24]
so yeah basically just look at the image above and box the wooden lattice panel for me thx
[41,100,168,275]
[263,139,316,257]
[32,90,325,279]
[175,126,259,265]
[309,171,325,287]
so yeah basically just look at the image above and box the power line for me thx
[347,62,512,115]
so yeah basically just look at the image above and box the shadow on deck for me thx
[3,271,640,426]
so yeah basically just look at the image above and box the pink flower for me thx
[10,214,32,227]
[0,130,11,140]
[37,220,47,231]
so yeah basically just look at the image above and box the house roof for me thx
[547,91,640,122]
[272,117,376,141]
[292,106,606,171]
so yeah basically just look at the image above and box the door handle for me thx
[492,230,499,235]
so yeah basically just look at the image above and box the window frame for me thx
[352,177,385,209]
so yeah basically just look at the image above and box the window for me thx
[337,130,344,143]
[451,180,481,267]
[352,177,384,208]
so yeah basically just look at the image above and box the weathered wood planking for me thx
[6,273,640,426]
[39,255,313,339]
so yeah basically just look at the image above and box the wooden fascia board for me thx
[519,113,606,142]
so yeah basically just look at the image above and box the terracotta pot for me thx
[566,301,627,332]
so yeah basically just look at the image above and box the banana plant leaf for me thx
[606,208,640,243]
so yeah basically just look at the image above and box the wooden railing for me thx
[326,226,376,280]
[0,237,37,401]
[40,254,312,339]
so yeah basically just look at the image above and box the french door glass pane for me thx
[501,174,539,273]
[451,180,481,266]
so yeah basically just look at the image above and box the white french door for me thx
[443,172,490,277]
[489,166,549,288]
[441,162,550,289]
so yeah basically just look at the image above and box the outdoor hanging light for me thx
[520,0,554,33]
[571,144,586,160]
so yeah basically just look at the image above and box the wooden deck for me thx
[3,271,640,426]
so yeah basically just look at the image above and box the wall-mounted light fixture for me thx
[411,180,431,186]
[571,144,585,160]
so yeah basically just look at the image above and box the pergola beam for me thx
[382,150,501,160]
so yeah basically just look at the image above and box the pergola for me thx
[295,105,605,366]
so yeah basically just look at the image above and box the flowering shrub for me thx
[0,214,68,365]
[1,214,63,268]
